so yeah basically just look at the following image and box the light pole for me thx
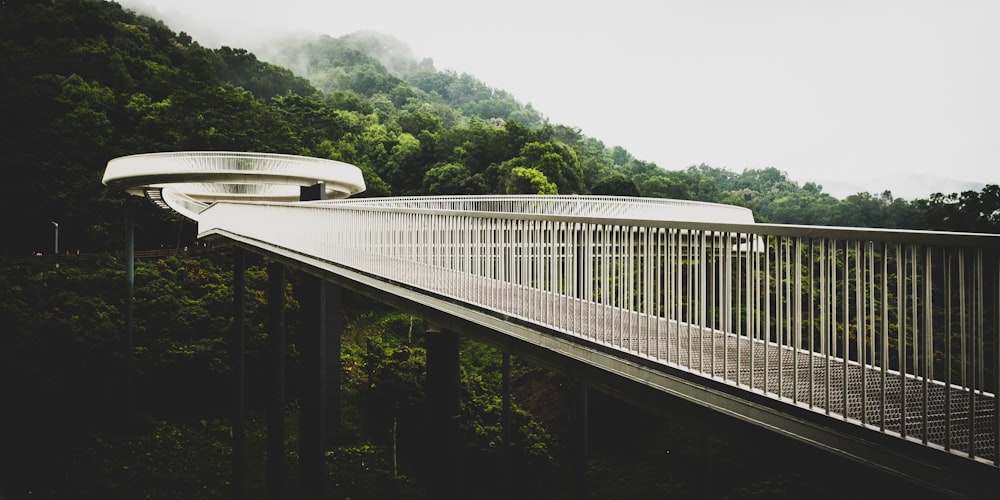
[51,221,59,267]
[51,221,59,255]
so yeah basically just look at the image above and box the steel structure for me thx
[105,152,1000,497]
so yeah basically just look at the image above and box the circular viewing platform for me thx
[103,151,367,218]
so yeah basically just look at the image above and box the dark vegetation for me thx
[1,1,997,498]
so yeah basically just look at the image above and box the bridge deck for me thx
[419,261,998,463]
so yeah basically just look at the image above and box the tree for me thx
[397,107,443,136]
[384,131,427,195]
[423,163,472,195]
[832,191,919,229]
[635,173,682,199]
[499,141,584,194]
[591,172,640,197]
[339,63,404,97]
[271,93,361,155]
[505,167,557,195]
[917,185,1000,233]
[212,46,316,100]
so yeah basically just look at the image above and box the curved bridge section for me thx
[104,152,1000,498]
[103,151,366,219]
[332,194,756,224]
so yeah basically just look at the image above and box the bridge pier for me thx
[266,261,287,500]
[296,181,341,498]
[425,325,461,500]
[572,381,588,500]
[298,275,342,499]
[501,352,512,498]
[231,247,247,500]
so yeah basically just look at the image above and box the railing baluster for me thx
[857,240,866,425]
[881,242,889,433]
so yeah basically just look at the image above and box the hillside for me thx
[4,1,997,259]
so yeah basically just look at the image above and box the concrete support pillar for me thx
[572,381,589,500]
[501,352,512,498]
[266,261,286,500]
[701,423,714,498]
[299,276,343,499]
[425,325,461,500]
[232,247,247,500]
[326,284,342,441]
[297,181,335,499]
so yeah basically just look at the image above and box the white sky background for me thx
[116,0,999,200]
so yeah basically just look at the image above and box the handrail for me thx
[229,197,1000,249]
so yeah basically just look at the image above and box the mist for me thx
[116,0,999,201]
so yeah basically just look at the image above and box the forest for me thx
[0,1,997,498]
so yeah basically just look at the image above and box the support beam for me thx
[231,247,247,500]
[266,261,286,500]
[425,325,461,500]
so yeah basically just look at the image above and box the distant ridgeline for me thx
[1,0,997,257]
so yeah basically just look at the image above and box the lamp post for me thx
[51,221,59,255]
[51,221,59,267]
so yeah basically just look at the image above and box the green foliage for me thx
[212,46,316,100]
[833,190,921,228]
[505,166,559,195]
[591,172,640,197]
[423,162,472,195]
[74,419,233,498]
[917,184,1000,233]
[326,444,419,498]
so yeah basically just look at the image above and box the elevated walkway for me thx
[105,152,1000,498]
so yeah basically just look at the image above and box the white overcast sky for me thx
[115,0,999,200]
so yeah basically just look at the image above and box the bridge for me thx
[104,151,1000,498]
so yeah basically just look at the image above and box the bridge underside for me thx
[205,230,1000,500]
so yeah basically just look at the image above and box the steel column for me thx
[299,276,343,498]
[266,261,286,500]
[298,183,331,499]
[231,247,246,499]
[425,325,461,500]
[572,381,588,500]
[501,352,512,498]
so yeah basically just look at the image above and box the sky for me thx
[115,0,999,200]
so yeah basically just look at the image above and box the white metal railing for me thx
[198,195,1000,465]
[325,195,755,224]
